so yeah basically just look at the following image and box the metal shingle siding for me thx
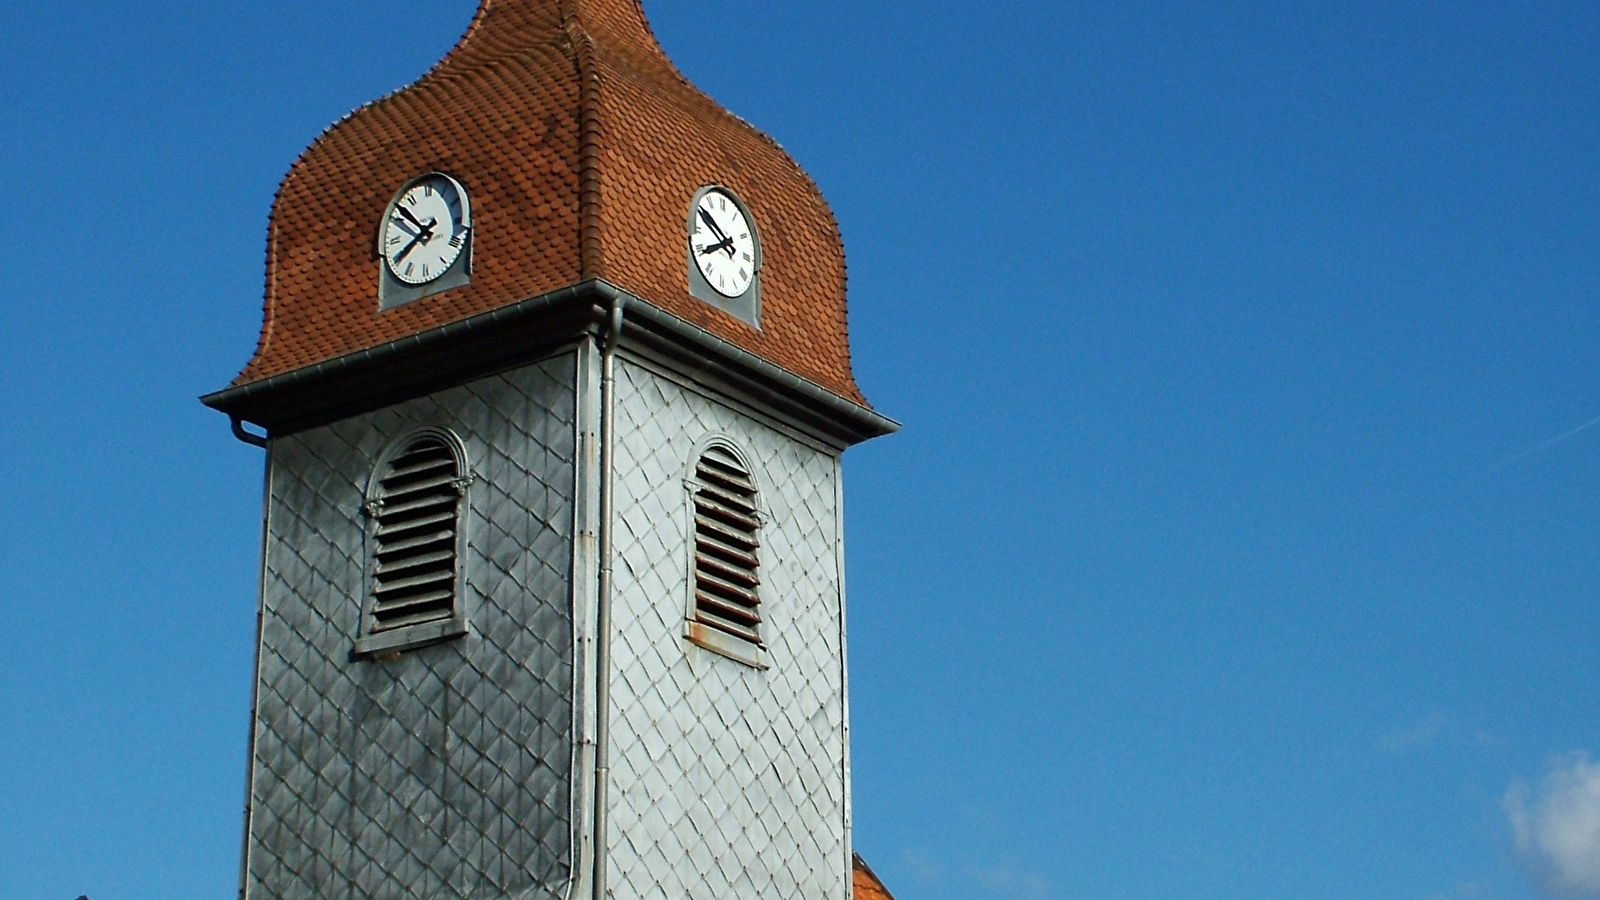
[607,359,852,900]
[248,358,577,899]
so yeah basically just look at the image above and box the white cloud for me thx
[1379,712,1498,754]
[901,848,942,882]
[1432,881,1493,900]
[1506,753,1600,897]
[965,861,1052,900]
[897,847,1052,898]
[1382,712,1455,752]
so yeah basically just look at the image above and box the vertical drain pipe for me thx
[593,291,626,900]
[237,445,272,900]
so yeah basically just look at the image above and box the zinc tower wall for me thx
[603,357,853,900]
[245,355,580,900]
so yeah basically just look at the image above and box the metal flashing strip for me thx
[203,280,899,448]
[568,340,603,900]
[591,291,624,900]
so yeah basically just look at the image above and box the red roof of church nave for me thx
[853,853,897,900]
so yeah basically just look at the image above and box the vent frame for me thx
[683,438,767,669]
[354,427,472,659]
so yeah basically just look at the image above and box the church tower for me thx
[203,2,897,899]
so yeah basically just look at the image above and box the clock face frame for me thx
[689,187,760,298]
[686,186,762,327]
[382,173,472,287]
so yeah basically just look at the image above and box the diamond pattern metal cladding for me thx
[251,357,578,900]
[606,360,850,900]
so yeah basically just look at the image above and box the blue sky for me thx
[1,1,1597,898]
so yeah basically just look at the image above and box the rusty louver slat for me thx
[693,446,762,646]
[369,438,462,632]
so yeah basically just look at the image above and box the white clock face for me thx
[691,189,757,299]
[383,175,470,285]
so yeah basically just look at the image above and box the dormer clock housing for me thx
[687,185,761,328]
[379,172,473,310]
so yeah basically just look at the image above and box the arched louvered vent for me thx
[692,445,762,648]
[368,436,464,634]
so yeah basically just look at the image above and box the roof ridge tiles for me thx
[229,0,869,407]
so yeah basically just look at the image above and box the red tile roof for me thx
[854,853,897,900]
[234,0,867,406]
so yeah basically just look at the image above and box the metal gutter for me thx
[200,281,600,419]
[202,279,899,447]
[588,282,901,441]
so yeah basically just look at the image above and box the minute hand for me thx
[396,205,428,231]
[697,208,731,244]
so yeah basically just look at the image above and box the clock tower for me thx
[204,2,896,899]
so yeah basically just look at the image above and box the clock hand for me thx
[393,221,437,264]
[394,233,428,264]
[395,206,428,231]
[699,237,735,257]
[697,208,731,244]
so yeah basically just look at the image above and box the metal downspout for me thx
[237,440,272,899]
[593,293,626,900]
[231,416,268,448]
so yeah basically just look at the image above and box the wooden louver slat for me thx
[692,446,762,647]
[369,437,461,633]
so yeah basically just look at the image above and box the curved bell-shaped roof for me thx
[231,0,868,407]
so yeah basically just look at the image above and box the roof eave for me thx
[202,280,899,449]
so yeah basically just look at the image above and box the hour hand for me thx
[394,231,428,264]
[699,237,734,257]
[393,220,437,263]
